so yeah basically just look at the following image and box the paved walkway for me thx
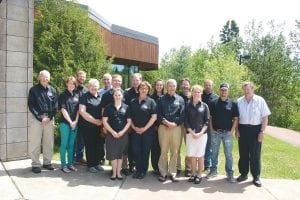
[1,159,300,200]
[266,125,300,147]
[1,126,299,200]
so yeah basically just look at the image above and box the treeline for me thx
[142,20,300,131]
[33,0,300,131]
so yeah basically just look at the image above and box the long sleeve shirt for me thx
[157,93,185,125]
[28,83,58,121]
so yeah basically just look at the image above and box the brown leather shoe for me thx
[77,159,87,166]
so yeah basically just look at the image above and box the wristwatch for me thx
[260,130,265,134]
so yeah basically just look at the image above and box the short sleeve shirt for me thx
[130,97,157,127]
[103,103,131,132]
[79,92,101,127]
[58,89,79,123]
[210,98,239,130]
[185,101,210,133]
[237,94,271,125]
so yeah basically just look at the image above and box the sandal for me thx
[158,175,167,182]
[68,165,78,172]
[188,176,195,182]
[61,166,71,173]
[194,176,202,184]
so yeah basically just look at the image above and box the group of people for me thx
[28,69,270,187]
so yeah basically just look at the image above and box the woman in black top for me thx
[185,85,209,184]
[79,79,103,173]
[58,76,79,173]
[103,88,132,180]
[150,79,164,175]
[130,81,157,179]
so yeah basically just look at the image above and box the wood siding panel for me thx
[98,25,158,70]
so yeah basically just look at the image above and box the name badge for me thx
[141,104,148,110]
[47,91,53,97]
[73,97,79,102]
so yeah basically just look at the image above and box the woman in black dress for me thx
[102,88,132,180]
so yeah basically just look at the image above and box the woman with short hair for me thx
[58,76,79,173]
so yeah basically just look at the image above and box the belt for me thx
[240,124,261,127]
[215,129,229,133]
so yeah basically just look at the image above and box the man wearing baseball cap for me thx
[206,83,239,183]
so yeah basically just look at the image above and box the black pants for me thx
[82,125,101,168]
[238,124,262,178]
[150,130,161,171]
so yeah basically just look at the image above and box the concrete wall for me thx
[0,0,33,161]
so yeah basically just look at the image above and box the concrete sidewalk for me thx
[1,159,300,200]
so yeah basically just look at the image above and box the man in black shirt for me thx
[28,70,58,173]
[157,79,185,182]
[123,73,142,174]
[201,79,218,171]
[74,70,88,165]
[206,83,239,183]
[178,78,191,177]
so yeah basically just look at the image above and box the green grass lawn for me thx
[53,134,300,180]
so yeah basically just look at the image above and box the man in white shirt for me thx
[236,82,271,187]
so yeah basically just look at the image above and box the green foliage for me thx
[159,45,192,83]
[220,20,240,44]
[243,20,300,128]
[34,0,111,93]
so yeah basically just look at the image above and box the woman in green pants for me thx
[59,76,80,173]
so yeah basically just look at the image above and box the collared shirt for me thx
[79,92,101,127]
[124,87,139,106]
[150,93,163,103]
[28,83,58,121]
[237,94,271,125]
[185,101,209,133]
[103,103,131,132]
[202,92,219,107]
[157,93,185,125]
[99,88,125,110]
[75,85,88,98]
[179,92,190,104]
[130,96,157,127]
[58,89,79,123]
[75,85,88,126]
[210,98,239,130]
[99,87,111,98]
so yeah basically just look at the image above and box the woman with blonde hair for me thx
[184,85,209,184]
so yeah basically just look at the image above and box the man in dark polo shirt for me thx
[74,70,88,165]
[178,78,191,177]
[157,79,185,182]
[28,70,58,173]
[123,73,142,174]
[202,79,219,171]
[206,83,238,183]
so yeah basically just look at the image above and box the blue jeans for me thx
[204,128,212,168]
[60,123,78,167]
[131,128,154,174]
[211,130,233,176]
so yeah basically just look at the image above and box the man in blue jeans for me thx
[206,83,239,183]
[201,80,218,171]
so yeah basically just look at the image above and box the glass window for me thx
[112,64,139,89]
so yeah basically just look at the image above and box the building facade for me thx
[0,0,158,161]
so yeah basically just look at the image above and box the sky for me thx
[78,0,299,59]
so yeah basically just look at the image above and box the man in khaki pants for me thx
[28,70,58,173]
[157,79,185,182]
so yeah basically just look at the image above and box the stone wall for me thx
[0,0,33,161]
